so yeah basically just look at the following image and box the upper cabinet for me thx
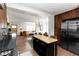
[76,8,79,17]
[62,8,79,20]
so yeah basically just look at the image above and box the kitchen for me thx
[0,3,79,56]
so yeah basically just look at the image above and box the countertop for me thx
[33,35,58,44]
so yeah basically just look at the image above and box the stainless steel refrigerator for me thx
[61,19,79,55]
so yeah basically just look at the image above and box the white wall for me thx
[49,15,54,36]
[16,22,35,35]
[35,16,49,34]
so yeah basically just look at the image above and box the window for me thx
[26,22,35,32]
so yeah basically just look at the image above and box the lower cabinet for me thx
[33,37,57,56]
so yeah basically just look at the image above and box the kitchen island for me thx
[33,34,58,56]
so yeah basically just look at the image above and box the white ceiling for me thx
[7,7,36,24]
[7,3,79,24]
[8,3,79,15]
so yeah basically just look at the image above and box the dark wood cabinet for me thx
[0,4,7,28]
[33,37,57,56]
[55,15,62,44]
[0,10,5,26]
[55,8,79,44]
[62,8,79,20]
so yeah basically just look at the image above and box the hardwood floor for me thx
[16,36,38,56]
[57,46,77,56]
[16,36,28,54]
[16,36,77,56]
